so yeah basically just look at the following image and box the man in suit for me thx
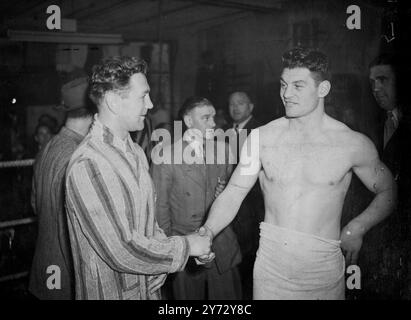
[29,76,94,299]
[152,96,242,300]
[367,53,411,298]
[224,91,264,299]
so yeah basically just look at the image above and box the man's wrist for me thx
[184,234,194,255]
[345,220,367,237]
[203,224,215,240]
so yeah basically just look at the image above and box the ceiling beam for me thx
[72,0,137,20]
[178,0,281,13]
[109,3,199,30]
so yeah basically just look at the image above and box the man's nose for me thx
[373,80,382,92]
[146,96,154,109]
[283,86,293,98]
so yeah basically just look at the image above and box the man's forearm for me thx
[204,187,244,238]
[347,185,397,235]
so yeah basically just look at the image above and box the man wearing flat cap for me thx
[29,76,96,299]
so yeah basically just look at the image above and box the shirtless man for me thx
[201,47,397,300]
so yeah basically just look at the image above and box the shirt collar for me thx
[90,115,134,154]
[234,115,253,129]
[183,129,204,159]
[388,107,402,123]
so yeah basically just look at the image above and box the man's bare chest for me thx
[260,142,352,186]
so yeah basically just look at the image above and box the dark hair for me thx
[369,53,398,78]
[178,96,213,120]
[89,56,148,105]
[282,47,331,83]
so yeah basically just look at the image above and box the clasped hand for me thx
[186,226,215,264]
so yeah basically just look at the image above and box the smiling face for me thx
[369,65,397,111]
[280,67,323,118]
[117,73,153,132]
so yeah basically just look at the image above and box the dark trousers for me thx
[171,259,242,300]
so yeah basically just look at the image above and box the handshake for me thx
[186,225,215,264]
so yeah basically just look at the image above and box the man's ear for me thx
[183,114,193,128]
[318,80,331,98]
[104,92,121,115]
[249,103,254,113]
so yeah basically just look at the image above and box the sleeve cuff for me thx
[169,235,190,272]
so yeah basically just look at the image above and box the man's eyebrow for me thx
[280,79,306,85]
[370,75,388,81]
[292,80,306,85]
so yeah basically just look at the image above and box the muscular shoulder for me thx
[349,131,379,165]
[324,118,378,164]
[255,117,288,144]
[323,117,361,142]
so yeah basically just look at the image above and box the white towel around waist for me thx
[253,222,345,300]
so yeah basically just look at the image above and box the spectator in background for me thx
[29,76,95,299]
[33,123,54,154]
[38,114,59,134]
[152,96,242,300]
[366,53,411,299]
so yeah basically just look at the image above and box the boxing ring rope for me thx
[0,159,35,169]
[0,217,37,230]
[0,158,37,283]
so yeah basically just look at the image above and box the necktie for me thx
[234,124,240,164]
[234,123,239,134]
[384,111,397,148]
[183,130,204,160]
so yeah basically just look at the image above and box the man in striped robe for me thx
[65,56,211,300]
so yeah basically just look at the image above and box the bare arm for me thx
[350,134,396,232]
[204,129,261,238]
[341,133,397,264]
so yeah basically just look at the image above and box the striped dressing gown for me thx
[65,117,189,300]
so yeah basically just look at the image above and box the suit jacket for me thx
[29,127,82,300]
[382,123,407,179]
[381,117,411,241]
[151,139,242,274]
[223,116,261,151]
[223,115,260,131]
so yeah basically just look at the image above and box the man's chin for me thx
[284,111,298,118]
[377,101,392,111]
[132,122,145,132]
